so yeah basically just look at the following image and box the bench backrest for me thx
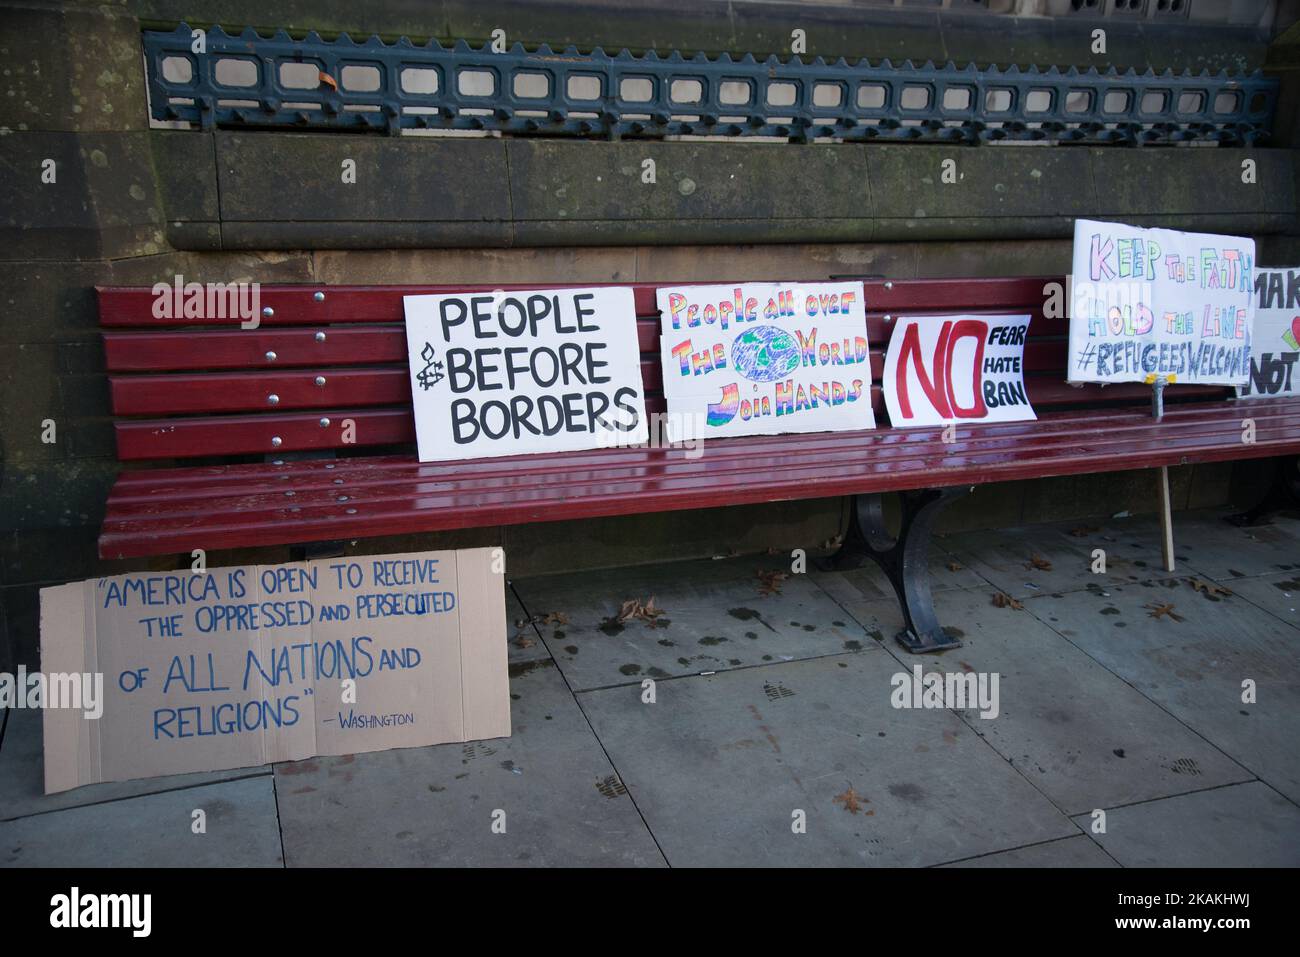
[97,277,1231,462]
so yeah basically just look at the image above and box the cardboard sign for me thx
[1068,219,1255,385]
[656,281,875,442]
[40,549,509,794]
[403,287,648,461]
[1242,266,1300,399]
[883,314,1037,428]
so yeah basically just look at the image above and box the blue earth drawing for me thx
[730,326,801,383]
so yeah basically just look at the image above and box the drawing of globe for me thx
[730,326,801,382]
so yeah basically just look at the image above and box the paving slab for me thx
[941,517,1204,601]
[274,659,664,867]
[1070,781,1300,867]
[942,835,1117,868]
[578,653,1077,866]
[1220,570,1300,627]
[0,776,282,867]
[871,587,1251,815]
[513,557,880,692]
[1029,578,1300,804]
[0,706,271,822]
[1162,509,1300,581]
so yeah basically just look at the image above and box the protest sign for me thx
[404,287,648,461]
[882,314,1037,428]
[1068,219,1255,385]
[656,281,875,442]
[40,548,510,794]
[1242,266,1299,399]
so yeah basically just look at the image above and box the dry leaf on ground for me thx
[757,569,789,596]
[1026,554,1053,571]
[833,787,866,814]
[1189,578,1232,597]
[992,592,1024,610]
[517,611,569,629]
[602,597,666,629]
[1146,602,1185,622]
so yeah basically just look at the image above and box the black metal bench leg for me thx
[1227,456,1300,527]
[820,486,973,654]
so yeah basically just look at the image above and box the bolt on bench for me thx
[97,278,1300,652]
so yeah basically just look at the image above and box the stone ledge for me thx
[7,131,1291,256]
[162,136,1300,251]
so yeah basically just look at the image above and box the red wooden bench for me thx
[96,278,1300,653]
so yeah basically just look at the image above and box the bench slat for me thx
[109,359,663,415]
[102,327,409,372]
[96,277,1052,328]
[103,312,1075,374]
[109,367,411,415]
[103,403,1299,516]
[113,408,416,459]
[98,400,1300,558]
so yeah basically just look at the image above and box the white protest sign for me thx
[1242,266,1300,399]
[656,281,875,442]
[1068,219,1255,385]
[404,287,648,461]
[883,314,1037,428]
[40,549,510,794]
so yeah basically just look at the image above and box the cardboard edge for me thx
[40,582,91,795]
[456,547,512,742]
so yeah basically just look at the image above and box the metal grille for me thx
[144,24,1278,145]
